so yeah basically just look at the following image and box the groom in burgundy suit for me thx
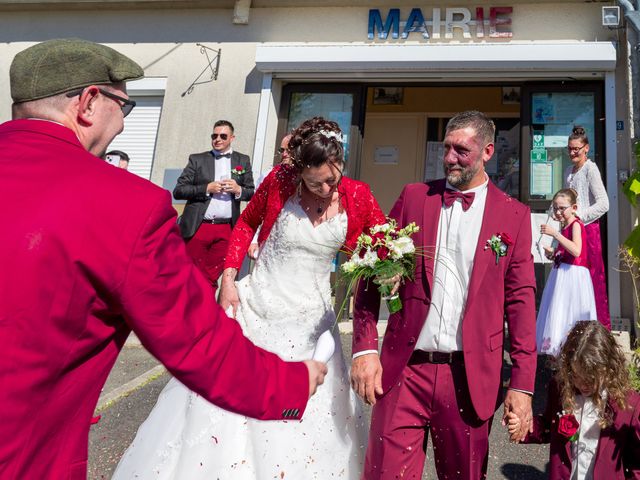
[351,111,537,479]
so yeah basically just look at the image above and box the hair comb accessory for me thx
[318,129,344,144]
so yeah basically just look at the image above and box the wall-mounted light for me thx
[602,6,621,28]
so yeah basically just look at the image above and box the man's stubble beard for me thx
[445,163,480,189]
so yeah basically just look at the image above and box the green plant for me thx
[620,140,640,390]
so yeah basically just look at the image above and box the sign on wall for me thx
[368,7,513,40]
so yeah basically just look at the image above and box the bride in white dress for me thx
[113,117,386,479]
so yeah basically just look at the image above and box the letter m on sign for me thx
[368,9,400,40]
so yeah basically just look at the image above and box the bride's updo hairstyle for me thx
[288,117,344,170]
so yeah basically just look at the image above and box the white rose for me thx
[389,236,415,256]
[362,249,379,268]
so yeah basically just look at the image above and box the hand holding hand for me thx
[350,353,383,405]
[502,390,533,443]
[540,224,557,238]
[504,411,522,442]
[304,360,328,398]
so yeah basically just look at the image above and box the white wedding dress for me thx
[113,196,367,479]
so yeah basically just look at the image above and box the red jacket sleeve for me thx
[352,185,407,354]
[504,205,537,394]
[119,194,308,421]
[224,170,272,270]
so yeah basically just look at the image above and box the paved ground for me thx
[88,329,550,479]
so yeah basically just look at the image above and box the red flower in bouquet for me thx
[377,246,390,261]
[340,219,420,316]
[557,413,580,442]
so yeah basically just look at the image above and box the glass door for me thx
[280,84,366,177]
[520,82,605,306]
[521,83,605,211]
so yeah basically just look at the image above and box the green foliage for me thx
[630,351,640,392]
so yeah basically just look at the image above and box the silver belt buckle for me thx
[428,351,435,363]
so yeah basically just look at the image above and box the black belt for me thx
[409,350,464,365]
[202,218,231,225]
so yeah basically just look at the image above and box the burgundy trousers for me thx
[185,223,231,295]
[585,220,611,329]
[363,358,491,480]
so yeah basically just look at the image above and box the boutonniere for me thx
[557,412,580,442]
[484,232,513,265]
[232,165,246,176]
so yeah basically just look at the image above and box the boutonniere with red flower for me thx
[232,165,246,176]
[557,412,580,442]
[484,232,513,265]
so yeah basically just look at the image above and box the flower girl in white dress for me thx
[536,188,597,356]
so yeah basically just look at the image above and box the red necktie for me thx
[443,189,475,211]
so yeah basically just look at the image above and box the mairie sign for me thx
[368,7,513,40]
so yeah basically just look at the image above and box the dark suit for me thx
[173,150,254,290]
[174,150,254,239]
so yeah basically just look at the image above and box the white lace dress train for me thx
[113,197,367,479]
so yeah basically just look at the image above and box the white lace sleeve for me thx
[581,162,609,224]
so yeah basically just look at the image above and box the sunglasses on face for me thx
[66,88,136,117]
[211,133,229,141]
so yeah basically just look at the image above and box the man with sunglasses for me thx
[0,38,324,479]
[174,119,254,294]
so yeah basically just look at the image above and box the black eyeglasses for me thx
[99,89,136,117]
[553,205,571,213]
[278,147,286,154]
[211,133,229,141]
[66,88,136,117]
[567,145,586,154]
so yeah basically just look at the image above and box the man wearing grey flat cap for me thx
[0,38,326,479]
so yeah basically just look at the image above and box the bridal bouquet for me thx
[340,219,419,314]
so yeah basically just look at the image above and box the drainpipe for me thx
[619,1,640,135]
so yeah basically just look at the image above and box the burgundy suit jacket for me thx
[523,380,640,479]
[353,179,537,421]
[224,163,386,270]
[0,120,308,479]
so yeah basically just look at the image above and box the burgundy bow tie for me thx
[443,189,475,211]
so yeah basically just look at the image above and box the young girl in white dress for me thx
[536,188,597,356]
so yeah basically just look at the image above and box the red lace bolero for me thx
[224,164,386,270]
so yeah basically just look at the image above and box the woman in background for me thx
[564,126,610,329]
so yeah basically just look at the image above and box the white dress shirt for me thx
[415,178,488,352]
[204,149,233,220]
[570,393,604,480]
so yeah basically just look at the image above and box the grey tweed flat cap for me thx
[10,38,144,103]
